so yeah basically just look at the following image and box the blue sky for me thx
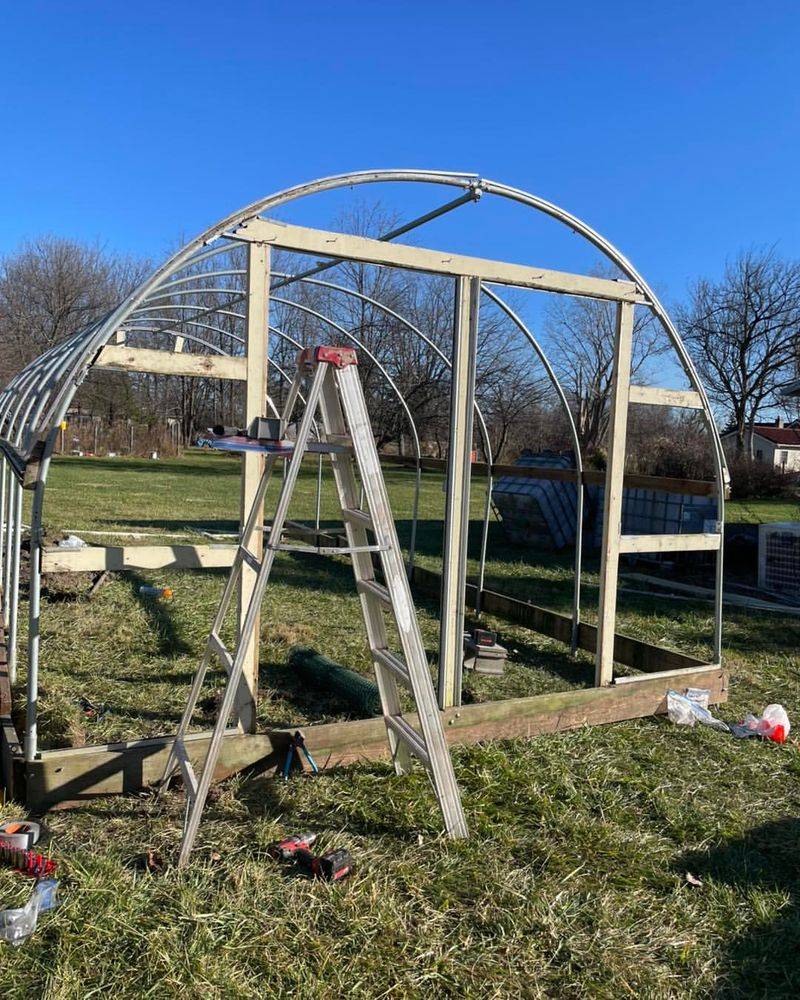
[1,0,798,307]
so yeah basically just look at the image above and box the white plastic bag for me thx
[730,704,790,743]
[57,534,86,550]
[667,689,729,732]
[0,879,59,947]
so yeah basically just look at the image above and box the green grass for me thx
[725,497,800,523]
[3,453,800,997]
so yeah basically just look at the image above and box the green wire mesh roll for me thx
[288,646,381,716]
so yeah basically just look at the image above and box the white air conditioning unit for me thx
[758,522,800,597]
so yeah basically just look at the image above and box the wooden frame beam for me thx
[439,277,480,709]
[236,243,270,733]
[628,385,703,409]
[232,217,646,303]
[596,301,635,687]
[618,532,721,554]
[20,665,727,809]
[41,544,238,573]
[94,345,247,380]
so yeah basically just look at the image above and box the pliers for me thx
[282,730,319,780]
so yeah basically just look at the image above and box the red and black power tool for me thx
[268,832,318,861]
[295,847,354,882]
[268,833,353,882]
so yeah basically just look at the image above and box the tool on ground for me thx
[463,626,508,676]
[282,730,319,780]
[0,821,41,851]
[0,845,57,878]
[0,878,59,947]
[138,585,173,600]
[77,696,110,721]
[158,345,467,866]
[295,846,354,882]
[268,832,318,860]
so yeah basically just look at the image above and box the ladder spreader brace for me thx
[158,345,467,865]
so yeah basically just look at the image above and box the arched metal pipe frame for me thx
[0,170,728,763]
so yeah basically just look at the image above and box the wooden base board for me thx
[0,641,23,802]
[22,665,726,810]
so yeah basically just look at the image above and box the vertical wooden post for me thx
[236,242,269,732]
[438,276,480,709]
[595,301,635,686]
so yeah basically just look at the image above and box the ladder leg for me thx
[176,363,329,864]
[336,364,467,838]
[318,372,412,775]
[158,454,282,797]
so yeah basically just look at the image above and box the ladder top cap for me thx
[298,345,359,369]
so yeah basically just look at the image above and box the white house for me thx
[721,419,800,471]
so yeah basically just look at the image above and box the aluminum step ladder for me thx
[158,345,467,866]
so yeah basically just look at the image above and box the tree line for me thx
[0,226,798,475]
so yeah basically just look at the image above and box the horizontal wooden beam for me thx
[41,544,238,573]
[93,345,247,380]
[628,385,704,409]
[40,522,326,574]
[617,533,721,554]
[232,217,645,303]
[23,665,727,808]
[380,453,719,497]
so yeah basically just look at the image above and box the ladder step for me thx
[270,543,386,555]
[356,578,391,606]
[306,441,352,455]
[173,739,198,800]
[372,647,411,685]
[208,632,233,671]
[341,507,373,530]
[384,715,430,768]
[239,546,261,573]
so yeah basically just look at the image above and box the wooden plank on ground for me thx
[26,730,276,809]
[25,665,727,809]
[0,639,23,801]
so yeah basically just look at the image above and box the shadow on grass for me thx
[127,571,193,657]
[677,818,800,998]
[96,516,241,534]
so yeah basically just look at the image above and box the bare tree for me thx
[545,271,666,454]
[477,361,548,461]
[0,236,149,380]
[678,248,800,455]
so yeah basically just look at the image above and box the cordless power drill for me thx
[268,832,318,861]
[268,833,353,881]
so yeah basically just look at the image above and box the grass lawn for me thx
[3,453,800,997]
[725,497,800,523]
